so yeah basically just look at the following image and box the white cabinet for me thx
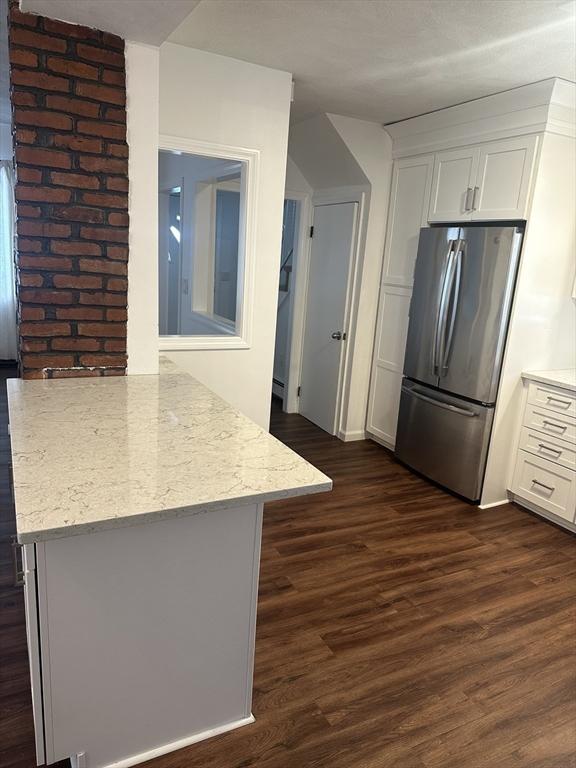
[428,136,538,223]
[381,155,434,285]
[474,136,538,220]
[367,287,412,446]
[428,147,477,223]
[510,377,576,529]
[367,155,433,447]
[19,504,263,768]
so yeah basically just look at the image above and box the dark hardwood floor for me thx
[1,389,575,768]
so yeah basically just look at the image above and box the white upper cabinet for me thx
[472,135,538,220]
[428,135,538,223]
[382,155,434,286]
[428,147,478,223]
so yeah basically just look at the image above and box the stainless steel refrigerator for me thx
[395,225,523,502]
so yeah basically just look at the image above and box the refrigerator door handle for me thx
[440,240,463,376]
[402,385,479,417]
[433,240,454,376]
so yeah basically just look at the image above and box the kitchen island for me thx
[7,362,331,768]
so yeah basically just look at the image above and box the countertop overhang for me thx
[521,368,576,392]
[7,364,332,543]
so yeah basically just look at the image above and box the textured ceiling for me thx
[21,0,201,45]
[17,0,576,125]
[169,0,576,123]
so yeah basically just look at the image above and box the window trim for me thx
[158,135,260,351]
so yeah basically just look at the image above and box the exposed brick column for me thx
[8,3,129,379]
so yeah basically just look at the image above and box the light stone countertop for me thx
[521,369,576,393]
[7,362,332,543]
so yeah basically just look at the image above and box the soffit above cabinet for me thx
[387,78,575,158]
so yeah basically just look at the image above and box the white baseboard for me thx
[100,715,255,768]
[337,428,367,442]
[478,498,509,509]
[366,431,395,451]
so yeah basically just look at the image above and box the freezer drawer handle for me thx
[545,395,571,409]
[10,535,24,588]
[531,478,555,494]
[403,386,478,418]
[537,443,562,458]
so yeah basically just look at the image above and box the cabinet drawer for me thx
[523,404,576,443]
[519,427,576,471]
[527,381,576,418]
[512,451,575,522]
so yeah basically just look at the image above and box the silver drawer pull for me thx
[542,420,567,433]
[537,443,562,457]
[531,478,555,494]
[546,395,572,408]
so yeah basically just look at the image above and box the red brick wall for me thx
[8,4,129,379]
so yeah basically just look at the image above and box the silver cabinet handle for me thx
[531,478,555,493]
[331,331,343,340]
[433,240,454,375]
[464,187,473,212]
[537,443,562,457]
[11,536,24,587]
[403,385,478,417]
[546,395,572,408]
[471,186,480,211]
[542,420,567,433]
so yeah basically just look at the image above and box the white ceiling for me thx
[21,0,201,46]
[169,0,576,123]
[19,0,576,125]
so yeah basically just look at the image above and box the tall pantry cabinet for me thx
[366,78,576,507]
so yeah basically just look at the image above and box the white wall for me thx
[327,115,393,439]
[159,44,292,427]
[289,113,368,190]
[287,114,392,439]
[481,130,576,506]
[126,42,160,375]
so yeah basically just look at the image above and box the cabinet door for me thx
[381,155,434,286]
[366,286,411,446]
[428,147,478,223]
[472,135,538,220]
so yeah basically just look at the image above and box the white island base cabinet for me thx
[23,503,263,768]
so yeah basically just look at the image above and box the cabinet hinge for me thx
[309,226,314,238]
[297,386,301,397]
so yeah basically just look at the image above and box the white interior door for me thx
[299,202,358,434]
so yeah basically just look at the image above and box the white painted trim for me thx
[158,134,260,351]
[96,715,256,768]
[337,428,367,442]
[478,498,509,509]
[387,78,575,159]
[283,190,313,414]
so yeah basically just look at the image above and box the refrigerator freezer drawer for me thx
[395,381,494,501]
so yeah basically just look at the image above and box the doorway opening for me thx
[272,198,299,407]
[271,194,361,437]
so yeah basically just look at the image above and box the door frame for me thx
[281,190,312,414]
[289,186,367,436]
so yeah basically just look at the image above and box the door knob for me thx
[331,331,343,340]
